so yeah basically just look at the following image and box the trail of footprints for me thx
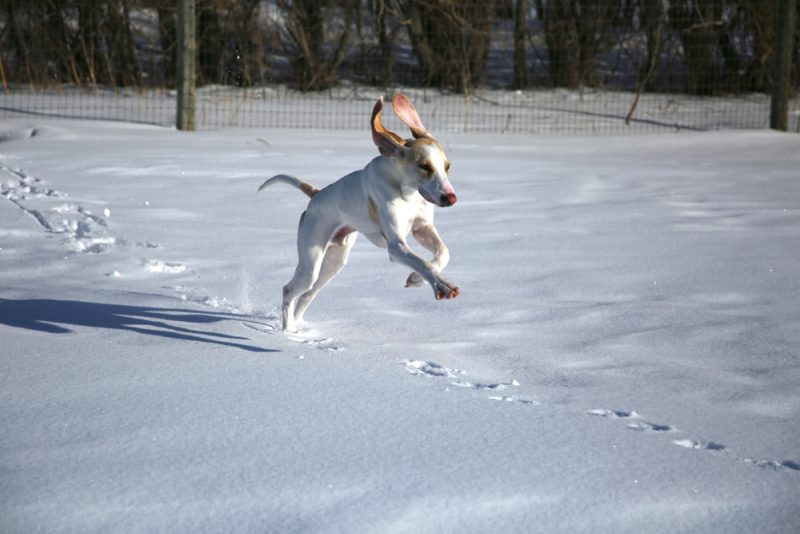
[402,359,537,405]
[1,165,183,275]
[403,358,798,474]
[2,165,342,353]
[402,357,798,474]
[586,407,799,472]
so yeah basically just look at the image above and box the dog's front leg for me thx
[405,223,450,288]
[386,236,459,300]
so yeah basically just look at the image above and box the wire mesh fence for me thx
[1,1,798,134]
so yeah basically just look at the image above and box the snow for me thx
[1,117,799,533]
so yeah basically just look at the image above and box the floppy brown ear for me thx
[371,96,406,157]
[393,93,432,139]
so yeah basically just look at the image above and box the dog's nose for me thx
[441,193,457,206]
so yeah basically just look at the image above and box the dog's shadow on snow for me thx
[0,298,276,353]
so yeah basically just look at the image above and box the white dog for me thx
[258,93,459,332]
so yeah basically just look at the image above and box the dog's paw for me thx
[433,279,460,300]
[405,272,425,288]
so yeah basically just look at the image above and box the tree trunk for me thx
[401,0,496,92]
[575,0,613,86]
[176,0,196,131]
[669,0,723,95]
[44,0,75,84]
[77,0,104,85]
[401,0,440,86]
[224,0,261,86]
[6,3,35,85]
[539,0,580,88]
[157,5,177,87]
[197,0,221,85]
[741,0,777,92]
[770,0,797,130]
[640,0,664,91]
[513,0,528,89]
[108,0,141,87]
[466,0,495,89]
[371,0,394,86]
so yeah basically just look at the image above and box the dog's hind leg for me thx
[282,215,336,333]
[283,262,322,333]
[294,229,357,324]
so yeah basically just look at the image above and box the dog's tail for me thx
[257,174,319,199]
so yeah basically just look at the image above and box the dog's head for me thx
[371,94,457,208]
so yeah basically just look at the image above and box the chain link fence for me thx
[1,1,798,133]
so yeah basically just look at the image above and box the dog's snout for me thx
[441,193,457,207]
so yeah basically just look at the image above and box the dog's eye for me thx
[444,162,451,173]
[417,162,434,174]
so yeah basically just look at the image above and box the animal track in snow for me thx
[298,337,343,353]
[1,165,124,254]
[450,378,521,391]
[2,166,62,232]
[401,360,535,406]
[166,285,241,312]
[402,360,464,379]
[143,260,188,274]
[488,395,539,405]
[627,421,676,433]
[76,206,108,227]
[743,459,800,472]
[590,407,679,439]
[673,439,725,451]
[588,407,798,474]
[1,165,63,199]
[588,408,673,432]
[587,409,641,419]
[591,410,683,437]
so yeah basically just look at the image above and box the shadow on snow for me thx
[0,298,276,353]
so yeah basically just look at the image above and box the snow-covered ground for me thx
[1,116,799,533]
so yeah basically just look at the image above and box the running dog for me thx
[258,94,459,332]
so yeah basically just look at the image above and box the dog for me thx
[258,93,459,332]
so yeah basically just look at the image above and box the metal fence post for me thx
[176,0,196,131]
[770,0,797,131]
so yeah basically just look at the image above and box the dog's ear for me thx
[393,93,432,139]
[371,96,406,157]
